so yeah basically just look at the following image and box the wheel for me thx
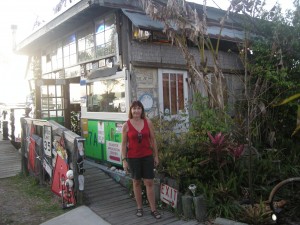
[269,178,300,224]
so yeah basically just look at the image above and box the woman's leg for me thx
[132,179,143,209]
[144,179,156,211]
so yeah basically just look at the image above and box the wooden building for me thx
[16,0,244,166]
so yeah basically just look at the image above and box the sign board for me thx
[160,183,178,208]
[43,125,52,157]
[106,141,121,164]
[43,158,52,177]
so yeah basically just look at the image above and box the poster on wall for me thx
[106,141,121,164]
[98,121,105,144]
[116,123,123,134]
[81,118,88,138]
[43,125,52,157]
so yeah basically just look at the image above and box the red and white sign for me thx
[160,184,178,208]
[106,141,121,164]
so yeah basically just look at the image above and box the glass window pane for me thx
[78,38,85,51]
[57,47,63,58]
[96,33,105,45]
[170,74,177,115]
[162,73,170,114]
[177,74,184,110]
[48,98,56,109]
[57,58,63,68]
[70,54,77,65]
[41,98,48,110]
[52,55,57,70]
[63,46,69,56]
[70,43,76,54]
[57,98,64,109]
[48,86,56,96]
[64,57,69,68]
[57,110,64,117]
[56,85,62,97]
[87,77,125,112]
[96,20,104,33]
[49,111,57,117]
[86,35,94,48]
[41,86,48,96]
[105,29,113,43]
[41,111,49,118]
[105,15,115,30]
[70,83,81,104]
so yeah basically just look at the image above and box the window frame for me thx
[158,69,189,119]
[81,69,129,122]
[94,13,117,59]
[40,84,65,122]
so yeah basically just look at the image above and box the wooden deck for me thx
[0,136,21,179]
[0,137,203,224]
[84,161,203,225]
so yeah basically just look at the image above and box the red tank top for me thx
[127,119,153,158]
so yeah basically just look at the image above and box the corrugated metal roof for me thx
[122,9,164,31]
[122,8,244,42]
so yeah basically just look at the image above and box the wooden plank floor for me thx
[0,136,21,179]
[84,161,203,225]
[0,136,203,224]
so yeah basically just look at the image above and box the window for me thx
[78,26,95,63]
[86,76,125,113]
[158,69,188,116]
[52,45,63,70]
[41,85,64,123]
[95,14,117,58]
[41,53,52,74]
[70,83,81,104]
[41,45,63,74]
[63,34,77,67]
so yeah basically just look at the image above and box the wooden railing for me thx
[20,118,85,206]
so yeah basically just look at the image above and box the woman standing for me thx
[121,100,161,219]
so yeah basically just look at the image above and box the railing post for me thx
[2,121,9,140]
[20,117,29,176]
[10,109,15,141]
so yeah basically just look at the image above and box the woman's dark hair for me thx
[128,100,145,119]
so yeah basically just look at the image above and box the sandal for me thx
[136,208,143,217]
[151,210,161,219]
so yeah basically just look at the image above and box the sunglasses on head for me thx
[137,132,142,143]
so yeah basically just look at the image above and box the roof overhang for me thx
[122,9,164,31]
[122,8,244,42]
[16,0,141,55]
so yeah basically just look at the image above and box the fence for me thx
[0,106,27,147]
[20,118,85,207]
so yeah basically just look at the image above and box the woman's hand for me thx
[154,155,159,167]
[123,160,129,173]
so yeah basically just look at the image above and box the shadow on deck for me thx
[83,160,203,225]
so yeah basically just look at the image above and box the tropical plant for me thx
[239,198,273,225]
[274,93,300,136]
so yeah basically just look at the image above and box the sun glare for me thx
[0,51,29,104]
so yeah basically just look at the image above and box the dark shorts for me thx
[127,155,154,180]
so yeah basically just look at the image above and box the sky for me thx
[0,0,295,104]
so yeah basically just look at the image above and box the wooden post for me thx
[193,195,206,221]
[20,118,29,176]
[182,195,194,219]
[176,192,183,215]
[154,178,160,202]
[2,121,9,140]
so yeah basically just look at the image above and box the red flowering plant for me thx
[229,144,245,162]
[200,131,245,182]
